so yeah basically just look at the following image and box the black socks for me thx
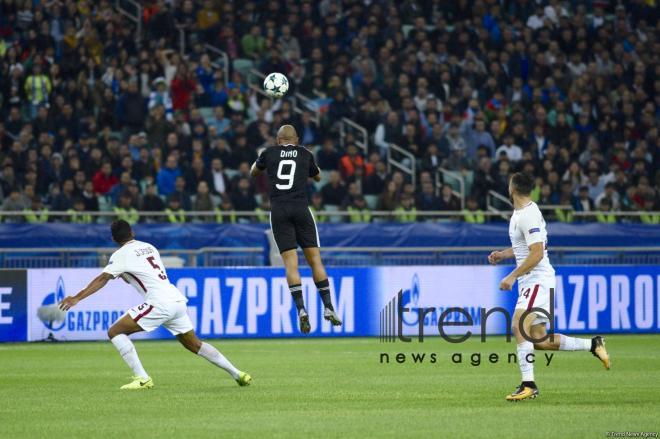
[289,284,305,312]
[316,279,334,311]
[289,280,334,312]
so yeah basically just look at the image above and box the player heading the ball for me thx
[251,125,342,334]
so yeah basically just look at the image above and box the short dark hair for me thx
[111,220,133,244]
[510,172,535,196]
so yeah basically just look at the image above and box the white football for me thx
[263,72,289,98]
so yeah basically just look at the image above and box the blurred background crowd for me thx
[0,0,658,224]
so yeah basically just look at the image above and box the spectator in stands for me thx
[186,157,211,194]
[0,0,656,226]
[573,186,595,217]
[463,197,485,224]
[495,134,523,163]
[395,194,417,222]
[2,189,28,220]
[595,183,621,211]
[339,144,365,180]
[463,116,496,158]
[439,185,461,212]
[52,179,75,212]
[585,170,606,201]
[640,196,659,225]
[109,172,133,204]
[0,164,17,196]
[230,178,257,221]
[157,154,181,197]
[341,182,362,210]
[417,181,440,211]
[141,184,165,216]
[299,111,318,146]
[363,161,387,196]
[193,181,214,212]
[209,158,229,196]
[146,104,175,149]
[421,143,444,173]
[241,25,266,60]
[215,195,236,224]
[165,194,186,223]
[23,196,49,224]
[92,162,118,196]
[346,195,371,223]
[170,176,191,211]
[309,192,327,223]
[321,171,346,207]
[378,180,399,212]
[595,198,617,224]
[317,139,341,171]
[374,112,402,158]
[68,198,93,224]
[118,81,147,136]
[114,192,139,225]
[208,107,231,136]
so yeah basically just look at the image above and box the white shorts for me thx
[127,301,193,335]
[515,279,554,326]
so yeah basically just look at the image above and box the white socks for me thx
[559,335,591,351]
[111,334,148,378]
[517,341,535,382]
[198,342,240,379]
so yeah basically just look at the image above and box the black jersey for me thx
[255,144,319,204]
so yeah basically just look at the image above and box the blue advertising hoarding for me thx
[0,270,28,342]
[1,265,657,342]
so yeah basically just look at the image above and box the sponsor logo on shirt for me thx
[528,228,540,234]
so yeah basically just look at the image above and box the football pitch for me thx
[1,335,659,438]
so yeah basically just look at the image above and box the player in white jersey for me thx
[59,220,252,390]
[488,173,610,402]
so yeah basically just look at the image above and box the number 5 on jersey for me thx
[147,256,167,280]
[276,160,296,190]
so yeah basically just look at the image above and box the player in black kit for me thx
[250,125,342,333]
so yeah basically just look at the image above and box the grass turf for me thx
[1,335,659,438]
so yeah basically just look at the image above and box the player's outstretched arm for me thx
[59,272,114,310]
[488,247,514,264]
[250,161,262,177]
[499,243,544,290]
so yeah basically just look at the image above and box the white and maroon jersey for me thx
[103,240,186,307]
[508,201,555,285]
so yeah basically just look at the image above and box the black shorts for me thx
[269,202,320,253]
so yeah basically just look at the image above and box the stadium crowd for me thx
[0,0,658,224]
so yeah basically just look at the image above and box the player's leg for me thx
[302,247,342,326]
[176,329,251,386]
[505,308,540,401]
[271,207,311,333]
[298,207,341,326]
[281,248,310,333]
[107,309,152,390]
[531,324,611,369]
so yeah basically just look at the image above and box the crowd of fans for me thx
[0,0,658,225]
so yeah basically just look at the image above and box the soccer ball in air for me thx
[263,72,289,98]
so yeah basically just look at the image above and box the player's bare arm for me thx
[499,242,544,290]
[59,272,114,310]
[250,161,262,177]
[488,247,514,264]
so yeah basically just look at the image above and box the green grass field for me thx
[1,335,659,438]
